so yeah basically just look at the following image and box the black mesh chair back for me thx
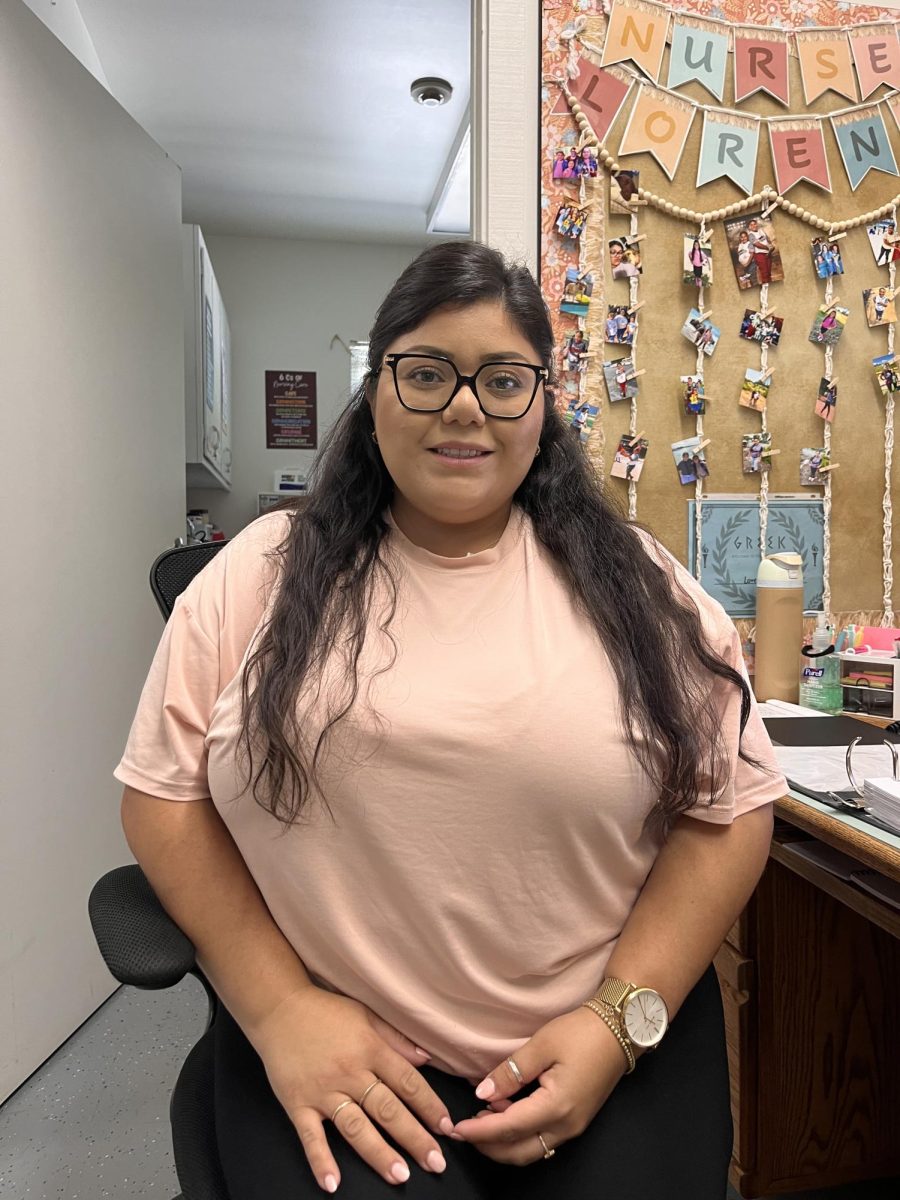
[150,541,228,620]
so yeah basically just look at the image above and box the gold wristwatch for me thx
[594,977,670,1052]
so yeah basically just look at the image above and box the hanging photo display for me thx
[681,374,706,415]
[609,236,642,278]
[610,433,649,481]
[552,145,598,182]
[560,268,594,316]
[873,352,900,395]
[603,356,638,402]
[610,168,640,212]
[810,236,844,278]
[863,285,897,327]
[866,218,900,265]
[808,303,849,345]
[740,309,784,347]
[742,432,773,474]
[680,308,720,356]
[800,446,830,485]
[724,212,784,289]
[564,399,599,443]
[682,234,712,288]
[555,204,588,239]
[816,377,838,422]
[562,331,590,372]
[739,368,770,412]
[604,304,638,345]
[672,436,710,485]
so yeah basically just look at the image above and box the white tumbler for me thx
[755,553,804,703]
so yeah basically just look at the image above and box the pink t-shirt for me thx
[115,507,785,1080]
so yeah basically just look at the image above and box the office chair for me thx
[90,539,231,1200]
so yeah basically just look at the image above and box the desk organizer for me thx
[838,650,900,720]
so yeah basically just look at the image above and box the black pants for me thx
[214,965,732,1200]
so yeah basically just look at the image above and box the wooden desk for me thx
[717,795,900,1197]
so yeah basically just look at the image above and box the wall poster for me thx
[265,370,317,449]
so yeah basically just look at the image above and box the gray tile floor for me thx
[1,980,898,1199]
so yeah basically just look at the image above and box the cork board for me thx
[541,3,900,620]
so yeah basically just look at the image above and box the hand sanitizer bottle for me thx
[799,614,842,714]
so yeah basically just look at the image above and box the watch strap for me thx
[595,976,635,1012]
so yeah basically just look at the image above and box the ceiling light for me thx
[411,77,453,107]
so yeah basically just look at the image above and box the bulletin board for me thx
[541,0,900,630]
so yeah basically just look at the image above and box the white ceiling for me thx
[75,0,471,243]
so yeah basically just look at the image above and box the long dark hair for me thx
[238,241,758,836]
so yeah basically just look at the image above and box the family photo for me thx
[682,234,712,289]
[680,308,720,356]
[739,368,770,412]
[808,303,848,346]
[605,305,638,345]
[602,356,638,403]
[610,433,649,481]
[810,236,844,279]
[555,203,588,240]
[740,309,783,347]
[742,433,773,474]
[724,212,784,289]
[681,374,706,415]
[671,436,710,485]
[551,145,598,182]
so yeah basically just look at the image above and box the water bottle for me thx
[799,614,842,714]
[756,554,804,702]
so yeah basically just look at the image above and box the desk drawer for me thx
[714,941,756,1184]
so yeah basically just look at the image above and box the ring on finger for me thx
[357,1078,383,1110]
[537,1132,555,1159]
[506,1056,524,1086]
[330,1098,355,1124]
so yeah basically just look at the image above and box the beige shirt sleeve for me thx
[634,527,787,824]
[113,512,291,801]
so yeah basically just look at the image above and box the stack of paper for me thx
[863,777,900,833]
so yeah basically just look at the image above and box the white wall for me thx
[20,0,110,89]
[187,235,424,537]
[0,0,185,1101]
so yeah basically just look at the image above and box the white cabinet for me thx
[183,224,232,489]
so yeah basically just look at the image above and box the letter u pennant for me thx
[696,111,760,194]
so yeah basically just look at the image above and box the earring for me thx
[371,431,379,445]
[534,445,541,458]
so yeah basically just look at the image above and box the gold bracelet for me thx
[581,999,636,1073]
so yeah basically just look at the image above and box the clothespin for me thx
[828,375,839,387]
[824,295,841,310]
[698,309,713,321]
[827,230,847,242]
[627,234,648,244]
[697,438,712,451]
[626,368,647,380]
[762,448,781,457]
[630,301,645,313]
[758,307,775,319]
[760,196,779,219]
[627,430,645,444]
[819,463,840,473]
[760,367,775,383]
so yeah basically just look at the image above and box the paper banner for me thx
[831,105,899,191]
[887,93,900,139]
[618,84,695,180]
[795,30,857,104]
[769,118,832,195]
[696,110,760,194]
[848,25,900,101]
[601,0,670,84]
[667,19,728,102]
[551,58,633,143]
[734,29,790,106]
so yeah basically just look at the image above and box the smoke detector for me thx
[411,77,453,107]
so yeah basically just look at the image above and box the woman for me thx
[735,230,756,287]
[116,242,783,1199]
[688,238,707,287]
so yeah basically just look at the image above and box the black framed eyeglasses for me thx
[382,353,548,420]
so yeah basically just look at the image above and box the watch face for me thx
[623,989,669,1048]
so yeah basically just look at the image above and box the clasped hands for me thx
[251,987,629,1193]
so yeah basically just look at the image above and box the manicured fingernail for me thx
[449,1131,465,1141]
[475,1078,495,1100]
[324,1174,338,1193]
[439,1117,454,1135]
[426,1150,446,1173]
[415,1046,431,1059]
[390,1161,410,1183]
